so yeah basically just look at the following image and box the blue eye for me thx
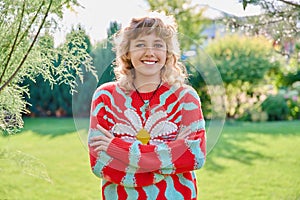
[154,43,164,48]
[136,43,145,48]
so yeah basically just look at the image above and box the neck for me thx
[133,76,162,93]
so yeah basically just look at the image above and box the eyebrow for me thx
[134,39,164,43]
[154,39,164,43]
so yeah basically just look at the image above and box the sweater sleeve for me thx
[87,84,140,179]
[106,87,206,175]
[88,87,110,179]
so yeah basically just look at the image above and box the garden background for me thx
[0,0,299,199]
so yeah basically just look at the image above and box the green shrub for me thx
[261,94,289,121]
[283,88,300,120]
[204,34,281,119]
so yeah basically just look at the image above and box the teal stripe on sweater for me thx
[104,183,118,200]
[121,173,136,187]
[121,142,140,187]
[92,102,105,116]
[104,106,129,125]
[186,139,205,169]
[140,102,148,122]
[174,115,182,123]
[151,86,178,113]
[188,88,200,101]
[128,141,141,168]
[93,151,111,178]
[183,102,198,110]
[165,89,186,115]
[92,90,129,125]
[167,103,183,121]
[156,143,174,174]
[88,129,112,178]
[93,104,127,126]
[167,102,197,121]
[105,115,115,125]
[92,102,128,126]
[143,184,159,199]
[93,90,122,113]
[170,88,194,110]
[191,171,196,181]
[165,89,185,112]
[165,176,184,199]
[124,187,139,199]
[166,88,200,121]
[177,173,197,198]
[88,129,102,143]
[159,86,177,105]
[190,119,205,132]
[116,85,133,109]
[153,173,165,184]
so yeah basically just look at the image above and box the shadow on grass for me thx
[225,120,300,136]
[21,117,77,137]
[205,134,270,172]
[204,120,300,172]
[19,117,91,140]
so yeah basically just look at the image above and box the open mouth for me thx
[142,60,157,65]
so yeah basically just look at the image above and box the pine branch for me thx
[0,0,45,77]
[0,0,53,92]
[278,0,300,8]
[0,0,26,85]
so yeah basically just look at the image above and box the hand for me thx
[176,126,191,140]
[90,124,114,152]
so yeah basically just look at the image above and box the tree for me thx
[72,21,121,119]
[93,21,120,86]
[0,0,97,135]
[22,26,94,117]
[146,0,210,50]
[230,0,300,57]
[205,34,281,118]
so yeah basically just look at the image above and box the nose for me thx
[144,47,154,57]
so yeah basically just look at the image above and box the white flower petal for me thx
[150,121,178,139]
[112,124,136,136]
[145,111,167,131]
[124,109,142,131]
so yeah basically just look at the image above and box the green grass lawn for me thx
[1,118,300,200]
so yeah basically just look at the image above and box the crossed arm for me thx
[90,124,192,152]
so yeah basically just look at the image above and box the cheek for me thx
[129,50,143,60]
[129,53,142,68]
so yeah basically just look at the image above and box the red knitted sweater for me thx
[88,82,206,200]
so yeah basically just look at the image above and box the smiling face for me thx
[128,33,167,82]
[113,14,186,93]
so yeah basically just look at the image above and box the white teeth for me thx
[143,61,156,65]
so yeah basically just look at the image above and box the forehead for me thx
[131,32,165,43]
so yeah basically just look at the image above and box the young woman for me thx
[88,12,206,200]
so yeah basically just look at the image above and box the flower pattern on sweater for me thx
[112,109,178,144]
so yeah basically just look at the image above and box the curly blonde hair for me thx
[113,12,188,92]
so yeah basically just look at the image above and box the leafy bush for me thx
[281,88,300,120]
[261,94,289,121]
[204,34,281,118]
[22,75,72,117]
[205,34,278,85]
